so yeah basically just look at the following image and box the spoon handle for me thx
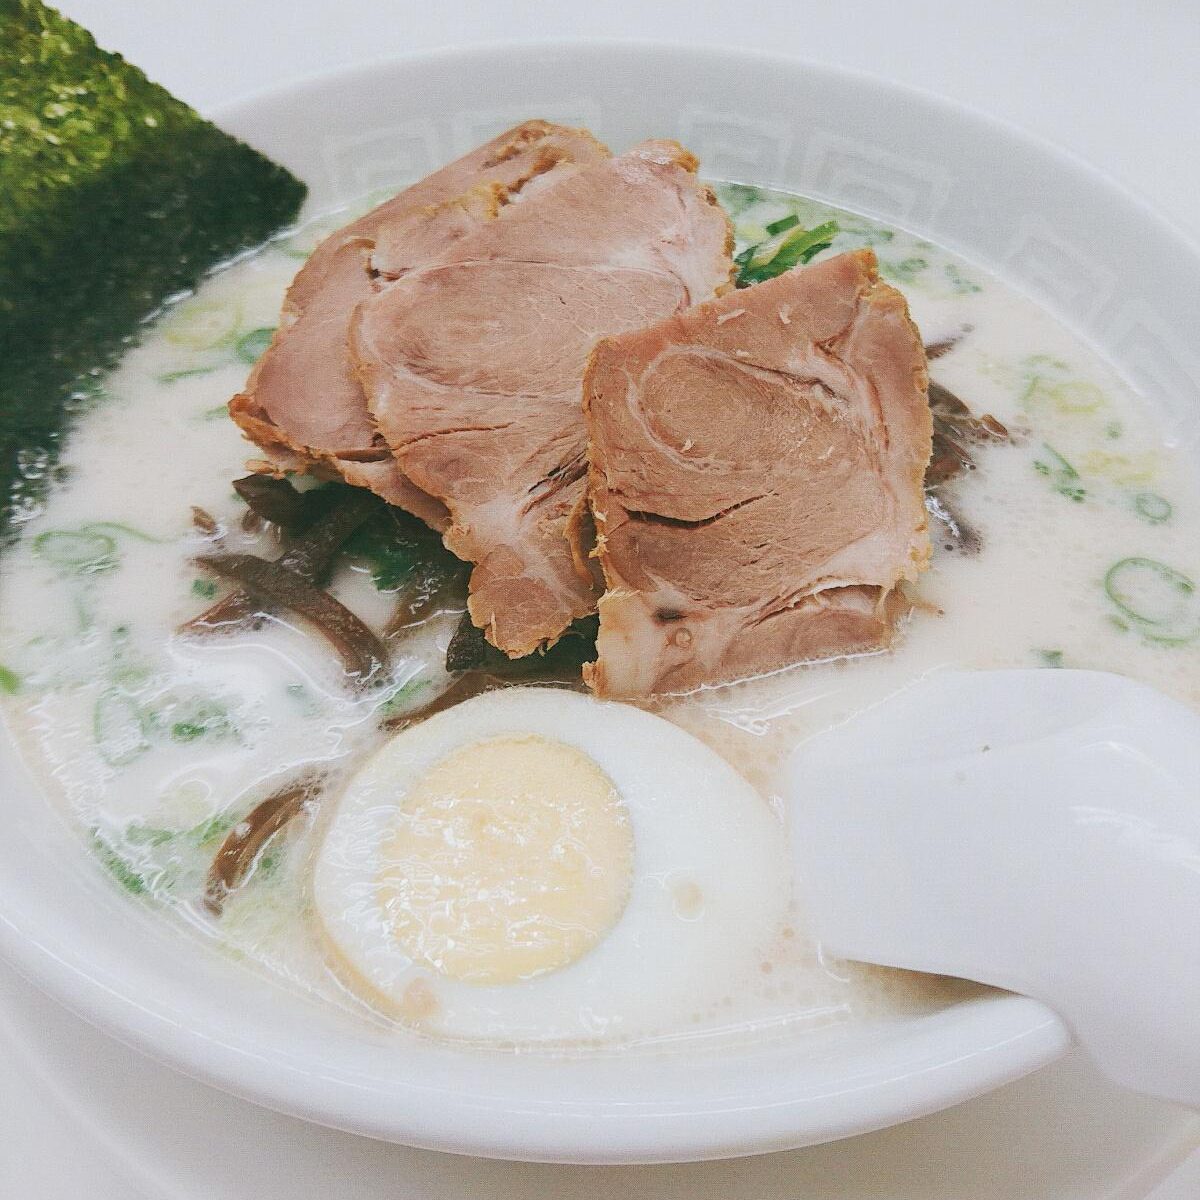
[788,670,1200,1109]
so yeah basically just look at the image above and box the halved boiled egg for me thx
[312,686,788,1044]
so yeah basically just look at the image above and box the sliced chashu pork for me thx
[229,121,609,528]
[583,248,932,697]
[353,140,735,657]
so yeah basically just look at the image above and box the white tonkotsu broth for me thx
[1,182,1197,1052]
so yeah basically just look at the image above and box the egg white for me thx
[311,686,789,1045]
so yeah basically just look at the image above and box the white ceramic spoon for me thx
[785,669,1200,1109]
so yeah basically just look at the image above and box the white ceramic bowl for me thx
[2,42,1197,1165]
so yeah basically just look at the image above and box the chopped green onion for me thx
[31,521,162,572]
[735,220,839,286]
[93,691,150,766]
[157,366,217,384]
[374,677,431,721]
[717,183,767,216]
[944,263,982,294]
[235,326,276,364]
[201,403,231,421]
[89,832,150,896]
[1047,380,1105,414]
[882,256,928,283]
[845,224,894,246]
[1103,557,1198,644]
[284,682,321,717]
[33,528,117,572]
[187,814,236,846]
[109,625,153,690]
[764,214,800,237]
[163,299,240,350]
[0,664,20,694]
[1032,444,1086,502]
[83,521,166,544]
[123,824,176,848]
[191,578,219,599]
[1036,649,1065,668]
[1133,492,1172,525]
[255,848,285,882]
[144,695,235,744]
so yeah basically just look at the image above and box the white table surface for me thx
[8,2,1200,1195]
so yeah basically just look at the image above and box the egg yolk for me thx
[378,734,634,985]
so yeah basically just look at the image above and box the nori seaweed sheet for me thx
[0,0,306,534]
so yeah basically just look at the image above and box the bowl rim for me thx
[0,37,1144,1163]
[210,35,1200,266]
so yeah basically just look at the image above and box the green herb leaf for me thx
[0,664,20,694]
[345,509,463,594]
[348,527,417,591]
[191,577,219,599]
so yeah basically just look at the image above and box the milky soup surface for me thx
[2,183,1197,1051]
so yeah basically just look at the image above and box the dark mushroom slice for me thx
[381,613,598,731]
[273,488,382,580]
[182,487,379,633]
[925,428,976,489]
[445,611,597,679]
[190,506,220,538]
[929,380,1010,444]
[342,507,471,636]
[444,611,490,673]
[204,777,321,915]
[384,569,467,635]
[924,380,1012,488]
[923,326,972,361]
[195,552,388,681]
[925,492,983,556]
[232,474,311,530]
[921,379,1013,553]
